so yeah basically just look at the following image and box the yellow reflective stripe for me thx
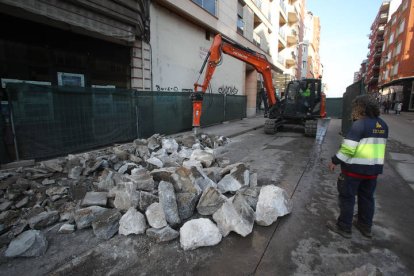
[354,144,386,159]
[343,139,359,148]
[339,144,356,157]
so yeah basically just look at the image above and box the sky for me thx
[307,0,385,98]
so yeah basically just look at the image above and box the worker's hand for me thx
[328,162,336,172]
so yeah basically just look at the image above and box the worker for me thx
[300,83,311,113]
[327,95,388,239]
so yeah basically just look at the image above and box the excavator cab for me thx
[265,78,325,136]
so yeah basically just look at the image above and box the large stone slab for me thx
[162,138,179,154]
[74,206,108,229]
[81,192,108,207]
[92,209,122,240]
[113,182,140,211]
[28,211,60,230]
[180,218,222,250]
[212,194,255,237]
[138,191,158,212]
[255,185,292,226]
[176,192,200,220]
[158,181,181,227]
[146,226,179,243]
[5,230,48,257]
[145,203,167,229]
[126,168,155,191]
[197,187,227,216]
[190,149,214,168]
[171,167,200,194]
[118,207,146,236]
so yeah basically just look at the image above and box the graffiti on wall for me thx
[155,85,193,92]
[218,85,238,95]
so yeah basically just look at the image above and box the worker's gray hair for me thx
[352,94,380,119]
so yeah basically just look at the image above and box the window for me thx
[193,0,217,16]
[403,0,408,10]
[237,0,245,35]
[395,41,402,56]
[393,62,399,76]
[398,19,405,35]
[389,31,394,44]
[384,69,389,80]
[392,16,396,25]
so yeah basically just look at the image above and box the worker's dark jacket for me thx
[332,117,388,176]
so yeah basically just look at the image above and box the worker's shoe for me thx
[326,220,352,239]
[353,221,372,238]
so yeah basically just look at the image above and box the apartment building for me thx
[365,1,390,94]
[151,0,291,116]
[0,0,150,90]
[379,0,414,111]
[302,11,321,79]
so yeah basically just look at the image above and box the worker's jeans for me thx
[336,174,377,231]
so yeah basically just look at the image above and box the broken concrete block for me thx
[145,202,167,229]
[150,167,175,182]
[182,159,203,169]
[46,186,68,197]
[236,186,261,211]
[190,149,214,168]
[161,138,179,154]
[68,166,83,180]
[28,211,60,230]
[180,218,222,250]
[92,209,122,240]
[146,226,179,243]
[212,194,255,237]
[41,179,55,185]
[171,167,200,194]
[146,157,163,169]
[96,171,115,191]
[0,201,12,212]
[249,173,258,187]
[217,174,242,194]
[113,182,140,211]
[126,168,154,191]
[40,159,63,173]
[5,230,47,257]
[147,135,161,152]
[58,224,75,234]
[158,181,181,227]
[118,162,138,174]
[15,196,29,209]
[176,192,200,220]
[255,185,292,226]
[138,191,158,212]
[81,192,108,207]
[197,187,227,216]
[178,147,193,160]
[176,135,197,148]
[119,207,146,236]
[74,206,108,229]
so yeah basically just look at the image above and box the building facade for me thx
[379,0,414,111]
[0,0,151,91]
[365,1,390,94]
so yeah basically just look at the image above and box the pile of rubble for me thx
[0,133,292,257]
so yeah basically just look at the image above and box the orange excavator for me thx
[192,34,326,136]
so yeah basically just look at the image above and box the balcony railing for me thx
[280,0,287,15]
[278,27,286,40]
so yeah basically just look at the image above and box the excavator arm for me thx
[192,34,277,132]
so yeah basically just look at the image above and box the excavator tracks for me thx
[264,119,283,134]
[304,120,318,137]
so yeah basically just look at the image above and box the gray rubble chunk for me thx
[146,157,163,169]
[161,138,179,154]
[203,167,222,183]
[126,168,155,191]
[119,207,146,236]
[158,181,181,227]
[15,196,29,209]
[41,179,55,185]
[41,159,64,173]
[197,187,227,216]
[68,166,83,180]
[338,263,382,276]
[236,186,261,211]
[46,186,68,197]
[217,174,242,193]
[176,135,197,148]
[118,162,138,174]
[28,211,60,229]
[249,173,258,187]
[5,230,48,257]
[147,135,161,152]
[113,182,140,211]
[255,185,292,226]
[171,167,200,194]
[96,170,115,191]
[190,149,215,168]
[81,192,108,207]
[146,226,179,243]
[176,192,200,220]
[58,224,75,234]
[92,209,122,240]
[178,148,193,160]
[138,191,158,212]
[150,167,175,182]
[74,206,108,229]
[180,218,222,250]
[212,194,255,237]
[182,159,203,169]
[145,203,167,229]
[0,201,13,212]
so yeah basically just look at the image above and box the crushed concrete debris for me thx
[0,133,292,256]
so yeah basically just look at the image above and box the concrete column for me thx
[245,70,258,117]
[131,40,152,90]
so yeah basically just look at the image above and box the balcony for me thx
[380,0,390,12]
[279,0,287,25]
[379,13,388,24]
[285,51,296,67]
[286,29,298,44]
[278,28,287,50]
[288,5,298,23]
[278,55,285,67]
[376,39,384,47]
